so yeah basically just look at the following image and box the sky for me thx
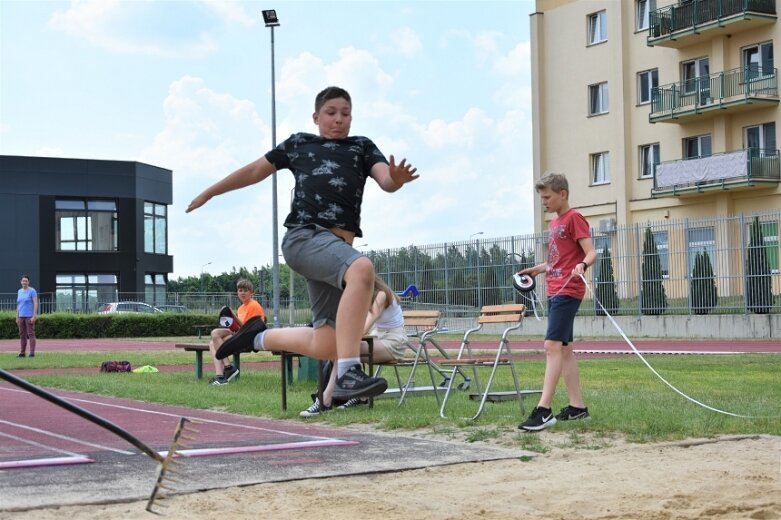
[0,0,537,279]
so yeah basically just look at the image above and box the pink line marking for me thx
[162,439,359,458]
[0,456,94,469]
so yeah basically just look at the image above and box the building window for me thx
[636,0,650,31]
[145,274,167,307]
[144,202,167,254]
[683,135,711,159]
[651,231,669,278]
[638,69,658,104]
[743,41,774,79]
[687,227,715,274]
[589,82,609,115]
[588,10,607,45]
[591,152,610,185]
[746,221,780,274]
[55,273,118,312]
[55,199,118,252]
[682,57,710,104]
[640,143,660,179]
[746,122,776,154]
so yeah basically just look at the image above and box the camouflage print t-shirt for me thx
[265,132,388,237]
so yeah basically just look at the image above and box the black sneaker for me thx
[332,364,388,400]
[299,398,331,417]
[223,364,239,382]
[216,316,267,360]
[518,406,557,431]
[337,398,369,410]
[17,353,25,358]
[29,353,35,358]
[555,405,590,421]
[209,375,229,386]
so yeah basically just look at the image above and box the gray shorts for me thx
[281,224,363,329]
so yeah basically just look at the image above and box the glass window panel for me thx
[87,200,116,211]
[56,200,85,210]
[155,204,166,217]
[155,216,166,254]
[636,0,649,30]
[144,214,154,253]
[144,202,154,214]
[652,232,669,277]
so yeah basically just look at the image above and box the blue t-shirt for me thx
[265,133,388,237]
[17,288,37,318]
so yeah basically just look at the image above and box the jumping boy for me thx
[187,86,418,400]
[518,172,597,431]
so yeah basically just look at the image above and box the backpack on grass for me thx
[100,360,132,373]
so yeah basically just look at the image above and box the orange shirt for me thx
[237,299,266,325]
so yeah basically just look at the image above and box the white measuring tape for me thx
[513,270,770,419]
[577,273,769,419]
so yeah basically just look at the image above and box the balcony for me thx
[652,148,780,197]
[648,0,776,48]
[650,67,778,123]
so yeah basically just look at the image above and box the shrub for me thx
[641,227,667,315]
[595,248,620,315]
[746,216,773,314]
[691,250,717,315]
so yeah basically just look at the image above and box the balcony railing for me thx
[653,148,780,197]
[648,0,776,46]
[650,67,778,122]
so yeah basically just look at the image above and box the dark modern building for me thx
[0,155,173,312]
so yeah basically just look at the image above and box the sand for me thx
[4,431,779,520]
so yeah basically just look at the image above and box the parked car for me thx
[98,302,162,314]
[157,304,189,313]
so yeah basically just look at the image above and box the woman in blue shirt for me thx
[16,275,38,357]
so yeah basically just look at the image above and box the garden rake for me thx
[0,367,196,514]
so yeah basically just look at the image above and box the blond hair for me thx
[535,172,569,194]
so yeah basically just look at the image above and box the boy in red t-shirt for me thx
[208,279,266,385]
[518,173,598,431]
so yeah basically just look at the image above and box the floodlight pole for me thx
[263,9,281,328]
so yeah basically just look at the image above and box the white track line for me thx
[0,386,345,442]
[0,430,90,459]
[0,418,135,455]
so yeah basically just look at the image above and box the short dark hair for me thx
[236,278,253,292]
[315,86,351,112]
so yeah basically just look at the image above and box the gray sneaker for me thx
[333,364,388,400]
[210,375,229,386]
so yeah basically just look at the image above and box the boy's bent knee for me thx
[344,256,374,286]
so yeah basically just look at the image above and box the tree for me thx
[691,249,717,315]
[746,216,773,314]
[640,227,667,315]
[595,248,619,315]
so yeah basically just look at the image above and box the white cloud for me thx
[200,0,255,26]
[48,0,217,57]
[388,26,423,57]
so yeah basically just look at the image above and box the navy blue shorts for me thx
[545,296,582,346]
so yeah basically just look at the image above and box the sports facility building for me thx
[0,155,173,312]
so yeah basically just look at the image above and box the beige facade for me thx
[530,0,780,232]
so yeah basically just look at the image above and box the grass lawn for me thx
[4,344,779,449]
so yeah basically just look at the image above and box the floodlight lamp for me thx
[262,10,279,26]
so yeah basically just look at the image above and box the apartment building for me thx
[530,0,779,231]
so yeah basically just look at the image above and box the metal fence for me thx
[2,210,779,322]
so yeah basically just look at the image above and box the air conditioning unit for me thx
[599,218,617,233]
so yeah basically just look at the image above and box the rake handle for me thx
[0,367,164,463]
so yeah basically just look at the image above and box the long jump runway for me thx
[0,384,525,511]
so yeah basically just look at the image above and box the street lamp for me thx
[470,232,484,309]
[262,9,281,328]
[200,262,212,312]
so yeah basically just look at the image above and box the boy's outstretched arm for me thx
[186,157,277,213]
[370,155,419,193]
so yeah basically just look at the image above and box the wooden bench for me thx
[192,324,215,340]
[174,343,240,380]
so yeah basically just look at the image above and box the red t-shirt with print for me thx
[546,208,591,300]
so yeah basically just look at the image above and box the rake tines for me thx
[146,417,197,513]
